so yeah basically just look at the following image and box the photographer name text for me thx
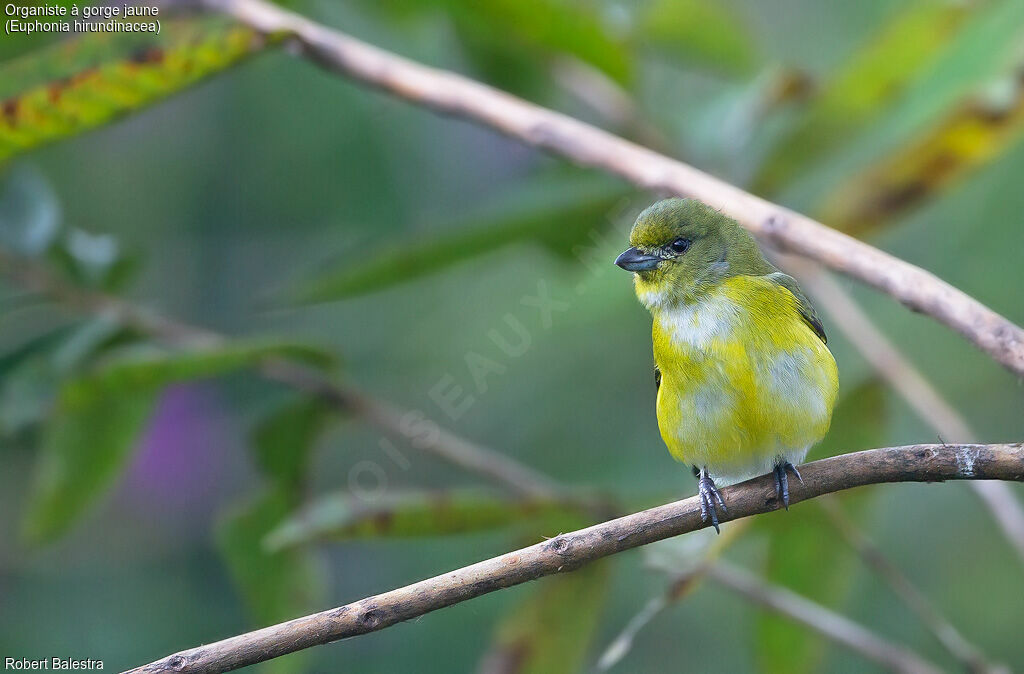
[4,659,103,671]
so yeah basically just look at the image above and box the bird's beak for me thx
[615,247,661,272]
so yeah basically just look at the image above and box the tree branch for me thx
[818,497,1006,673]
[778,253,1024,565]
[125,443,1024,674]
[0,248,563,502]
[201,0,1024,378]
[705,561,944,674]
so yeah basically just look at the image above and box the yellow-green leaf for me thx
[0,17,272,162]
[818,68,1024,232]
[754,0,983,193]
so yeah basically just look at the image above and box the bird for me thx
[615,198,838,532]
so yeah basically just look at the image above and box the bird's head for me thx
[615,198,769,310]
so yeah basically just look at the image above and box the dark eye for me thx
[669,238,691,254]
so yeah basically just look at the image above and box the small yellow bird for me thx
[616,198,838,531]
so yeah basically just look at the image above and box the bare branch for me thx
[0,248,562,501]
[125,443,1024,674]
[705,561,943,674]
[201,0,1024,377]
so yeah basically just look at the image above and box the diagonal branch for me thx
[0,248,563,502]
[705,561,944,674]
[818,497,1007,673]
[202,0,1024,377]
[125,443,1024,674]
[779,253,1024,565]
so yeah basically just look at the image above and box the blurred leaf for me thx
[754,0,984,194]
[21,339,336,543]
[21,376,158,544]
[479,561,610,674]
[818,65,1024,232]
[252,396,334,500]
[83,338,337,390]
[291,176,629,303]
[0,168,61,255]
[0,328,73,436]
[754,380,887,674]
[216,490,326,674]
[0,326,69,380]
[265,488,586,550]
[50,315,137,374]
[367,0,630,87]
[0,17,272,163]
[634,0,756,76]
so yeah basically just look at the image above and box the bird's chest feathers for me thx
[655,295,742,353]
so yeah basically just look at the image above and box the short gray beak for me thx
[615,247,661,272]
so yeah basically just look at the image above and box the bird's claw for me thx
[695,466,727,533]
[773,460,803,510]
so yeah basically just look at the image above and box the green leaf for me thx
[480,561,610,673]
[82,338,337,391]
[252,396,334,499]
[364,0,630,86]
[265,489,586,550]
[290,176,629,303]
[633,0,756,76]
[754,0,984,194]
[216,490,326,674]
[21,378,158,543]
[21,339,336,543]
[0,16,273,162]
[754,380,887,674]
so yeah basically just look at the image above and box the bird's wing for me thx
[654,364,662,390]
[765,272,827,344]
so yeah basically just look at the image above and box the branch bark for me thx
[125,443,1024,674]
[203,0,1024,378]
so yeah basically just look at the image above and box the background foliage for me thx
[0,0,1022,671]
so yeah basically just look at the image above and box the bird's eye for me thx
[669,238,691,254]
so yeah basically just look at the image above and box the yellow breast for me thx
[651,276,838,480]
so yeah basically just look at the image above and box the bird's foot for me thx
[695,466,727,533]
[773,460,803,510]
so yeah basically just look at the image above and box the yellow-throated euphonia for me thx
[616,198,838,531]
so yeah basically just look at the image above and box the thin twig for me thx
[201,0,1024,377]
[124,443,1024,674]
[705,561,943,674]
[0,248,562,501]
[818,497,1007,674]
[780,253,1024,566]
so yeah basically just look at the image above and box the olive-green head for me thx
[615,198,771,308]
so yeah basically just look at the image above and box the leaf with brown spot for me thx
[0,17,274,162]
[818,68,1024,232]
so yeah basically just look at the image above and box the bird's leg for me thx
[693,465,727,533]
[772,459,804,510]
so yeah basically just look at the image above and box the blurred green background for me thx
[1,0,1022,672]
